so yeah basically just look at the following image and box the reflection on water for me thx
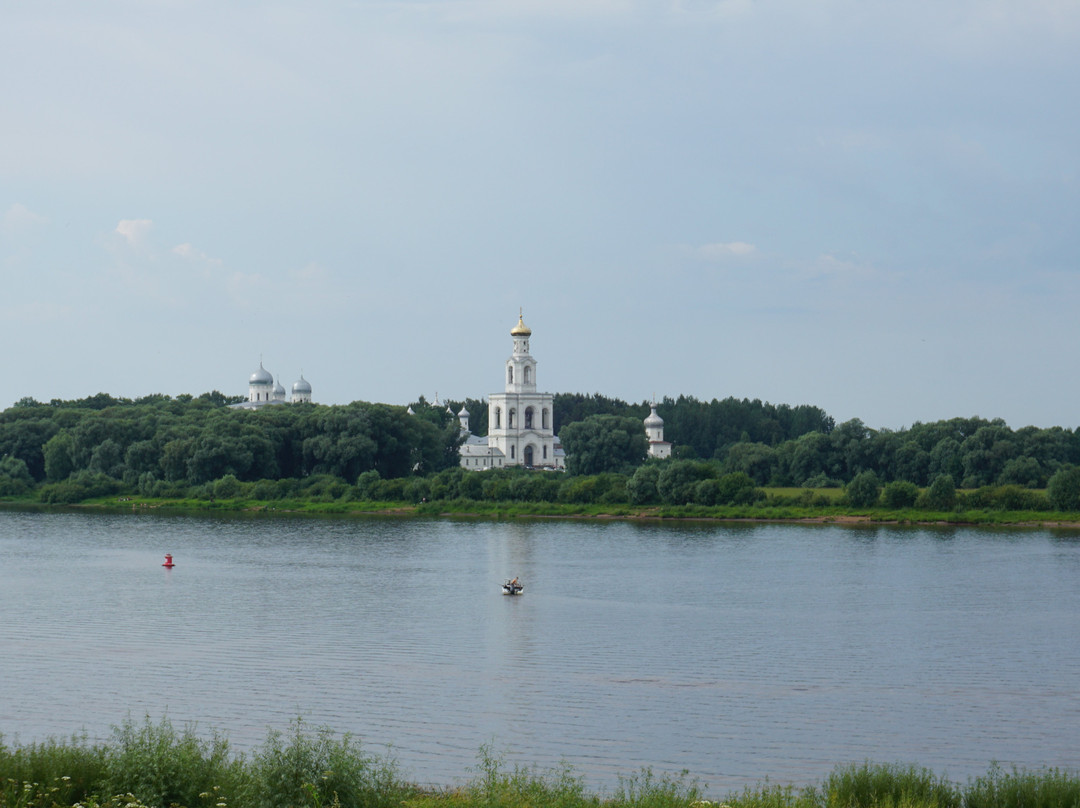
[1,509,1079,795]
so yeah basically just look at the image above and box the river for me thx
[1,509,1078,795]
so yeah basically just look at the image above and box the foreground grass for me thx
[2,718,1078,808]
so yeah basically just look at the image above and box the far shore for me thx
[7,497,1080,530]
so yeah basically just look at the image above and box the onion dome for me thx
[274,378,286,397]
[644,405,664,428]
[458,406,470,417]
[292,375,312,394]
[510,313,532,337]
[249,363,273,385]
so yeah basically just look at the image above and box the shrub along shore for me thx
[9,490,1080,529]
[1,717,1077,808]
[8,458,1080,528]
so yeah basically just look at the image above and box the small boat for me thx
[502,578,524,596]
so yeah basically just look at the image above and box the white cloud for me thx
[697,241,757,259]
[802,252,881,282]
[115,219,153,248]
[444,0,640,23]
[172,242,224,271]
[225,271,271,306]
[291,262,327,282]
[0,300,71,322]
[2,203,49,236]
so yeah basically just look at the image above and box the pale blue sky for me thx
[2,1,1078,430]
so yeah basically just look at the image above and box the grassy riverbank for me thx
[2,718,1077,808]
[18,493,1080,529]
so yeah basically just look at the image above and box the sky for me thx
[2,0,1079,431]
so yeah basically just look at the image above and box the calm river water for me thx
[1,509,1078,795]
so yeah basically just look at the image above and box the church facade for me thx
[230,362,312,409]
[459,313,565,470]
[645,404,672,459]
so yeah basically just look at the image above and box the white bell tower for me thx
[505,310,538,393]
[487,311,559,468]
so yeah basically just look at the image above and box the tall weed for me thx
[963,764,1080,808]
[245,718,406,808]
[102,717,242,808]
[611,767,703,808]
[822,763,959,808]
[464,745,595,808]
[0,734,107,807]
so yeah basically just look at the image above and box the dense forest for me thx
[3,390,1080,510]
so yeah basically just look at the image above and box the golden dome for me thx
[510,312,532,337]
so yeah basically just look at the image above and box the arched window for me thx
[525,407,534,429]
[508,367,514,384]
[494,407,501,429]
[524,445,534,466]
[509,409,516,428]
[542,408,549,429]
[510,445,516,459]
[543,445,548,459]
[524,367,531,384]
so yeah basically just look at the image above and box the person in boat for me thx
[510,577,519,586]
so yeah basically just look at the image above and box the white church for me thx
[457,312,671,470]
[230,362,313,409]
[228,314,671,467]
[458,313,565,470]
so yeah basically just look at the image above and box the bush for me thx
[845,471,882,508]
[717,471,759,505]
[38,471,122,504]
[917,474,956,511]
[0,455,34,497]
[457,471,484,501]
[301,474,349,501]
[802,473,843,489]
[558,474,628,505]
[656,460,717,505]
[1047,466,1080,511]
[626,463,662,505]
[374,477,408,502]
[276,478,301,499]
[252,479,282,500]
[693,478,721,506]
[356,470,382,500]
[992,485,1048,512]
[882,480,920,509]
[213,474,242,499]
[406,478,432,503]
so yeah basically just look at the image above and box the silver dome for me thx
[249,363,273,385]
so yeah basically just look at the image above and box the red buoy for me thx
[162,553,175,568]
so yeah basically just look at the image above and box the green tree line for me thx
[6,391,1080,511]
[0,393,460,502]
